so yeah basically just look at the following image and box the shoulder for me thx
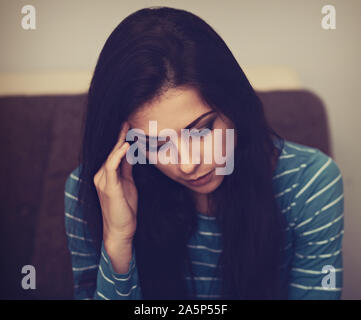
[273,139,343,195]
[63,165,99,284]
[64,164,88,226]
[272,139,344,224]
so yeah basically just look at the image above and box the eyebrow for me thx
[142,110,216,140]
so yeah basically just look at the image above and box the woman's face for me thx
[128,87,236,195]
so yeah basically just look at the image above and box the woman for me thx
[64,6,344,300]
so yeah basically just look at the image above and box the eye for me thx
[192,118,216,136]
[145,144,164,152]
[145,136,170,152]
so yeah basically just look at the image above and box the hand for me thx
[93,121,138,244]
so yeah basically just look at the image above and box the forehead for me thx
[128,87,212,134]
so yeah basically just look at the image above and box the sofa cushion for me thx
[0,89,330,299]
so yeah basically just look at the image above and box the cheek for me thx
[202,134,214,164]
[222,131,228,156]
[211,128,227,159]
[221,122,236,156]
[154,163,177,179]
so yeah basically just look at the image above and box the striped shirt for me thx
[64,139,344,300]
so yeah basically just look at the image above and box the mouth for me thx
[185,169,214,186]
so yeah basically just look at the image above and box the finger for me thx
[107,121,130,161]
[116,121,130,149]
[105,142,129,185]
[120,144,134,180]
[93,167,104,186]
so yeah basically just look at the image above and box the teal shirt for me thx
[64,139,344,299]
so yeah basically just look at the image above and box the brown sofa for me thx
[0,89,331,299]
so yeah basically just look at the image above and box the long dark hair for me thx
[74,6,287,300]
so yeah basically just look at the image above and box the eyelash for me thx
[199,118,216,132]
[146,117,217,152]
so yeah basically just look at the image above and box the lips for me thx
[185,169,214,187]
[189,171,212,182]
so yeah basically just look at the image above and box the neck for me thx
[192,192,215,216]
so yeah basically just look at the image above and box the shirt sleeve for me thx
[94,240,141,300]
[287,151,344,299]
[64,168,142,300]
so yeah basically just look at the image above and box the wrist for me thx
[103,236,134,275]
[103,232,133,251]
[103,225,134,245]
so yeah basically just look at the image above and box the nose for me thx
[179,160,199,175]
[178,136,200,175]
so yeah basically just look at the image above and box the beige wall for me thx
[1,0,360,299]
